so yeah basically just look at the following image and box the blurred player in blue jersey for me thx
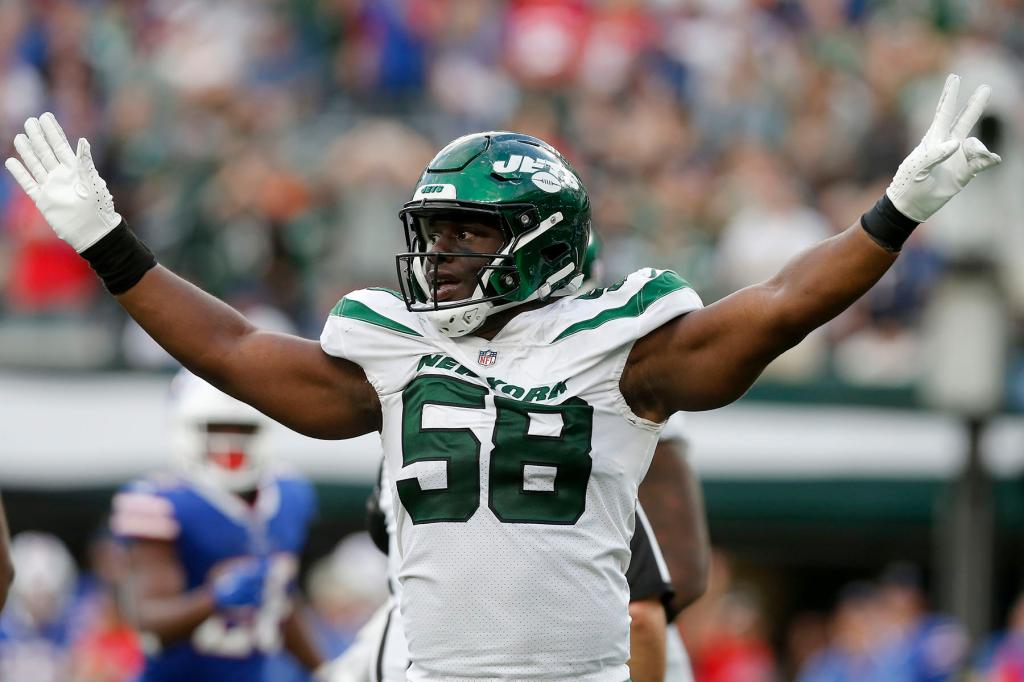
[0,531,79,682]
[110,369,326,682]
[0,496,11,609]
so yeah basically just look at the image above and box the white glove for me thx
[886,73,1002,223]
[5,113,122,252]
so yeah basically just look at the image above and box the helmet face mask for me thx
[170,371,270,493]
[203,423,260,478]
[396,132,591,337]
[396,206,521,312]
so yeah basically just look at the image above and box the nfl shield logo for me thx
[478,349,498,366]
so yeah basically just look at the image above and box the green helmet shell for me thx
[396,132,591,335]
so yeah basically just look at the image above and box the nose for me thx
[423,250,451,279]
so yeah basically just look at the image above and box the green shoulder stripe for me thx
[554,271,690,341]
[368,287,405,300]
[331,298,422,337]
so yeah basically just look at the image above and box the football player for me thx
[0,532,78,682]
[321,440,682,682]
[0,496,12,610]
[8,73,1000,680]
[108,370,325,682]
[322,236,703,682]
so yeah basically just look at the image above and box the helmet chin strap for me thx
[425,264,578,337]
[552,273,585,297]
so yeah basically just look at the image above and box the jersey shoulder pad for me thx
[110,475,185,542]
[550,268,702,344]
[320,287,429,361]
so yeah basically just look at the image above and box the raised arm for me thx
[117,268,379,438]
[623,74,1001,421]
[6,114,379,439]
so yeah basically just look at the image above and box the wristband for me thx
[79,220,157,294]
[859,194,920,253]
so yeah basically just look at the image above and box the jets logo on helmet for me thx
[491,154,581,193]
[396,132,591,337]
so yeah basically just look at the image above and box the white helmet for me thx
[169,369,270,492]
[9,532,77,627]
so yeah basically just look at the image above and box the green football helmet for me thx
[396,131,591,337]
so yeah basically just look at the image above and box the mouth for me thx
[427,271,465,302]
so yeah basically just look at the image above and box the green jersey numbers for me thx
[397,374,594,525]
[397,375,486,523]
[489,396,592,524]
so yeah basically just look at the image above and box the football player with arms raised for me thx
[8,74,1000,681]
[321,238,707,682]
[109,370,325,681]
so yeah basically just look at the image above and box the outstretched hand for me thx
[210,557,269,610]
[5,113,122,252]
[886,73,1002,223]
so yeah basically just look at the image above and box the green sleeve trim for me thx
[553,271,690,341]
[367,287,405,300]
[331,298,423,337]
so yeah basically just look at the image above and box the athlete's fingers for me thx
[40,112,76,166]
[13,133,47,184]
[964,137,1002,174]
[5,157,40,197]
[950,85,991,141]
[924,73,960,143]
[922,139,960,170]
[25,116,60,172]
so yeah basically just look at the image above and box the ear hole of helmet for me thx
[540,241,570,263]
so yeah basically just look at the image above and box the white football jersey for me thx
[320,268,702,681]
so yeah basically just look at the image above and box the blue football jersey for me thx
[0,611,74,682]
[111,468,317,682]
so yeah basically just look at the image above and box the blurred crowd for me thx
[6,530,1024,682]
[0,528,388,682]
[678,551,1024,682]
[1,0,1024,391]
